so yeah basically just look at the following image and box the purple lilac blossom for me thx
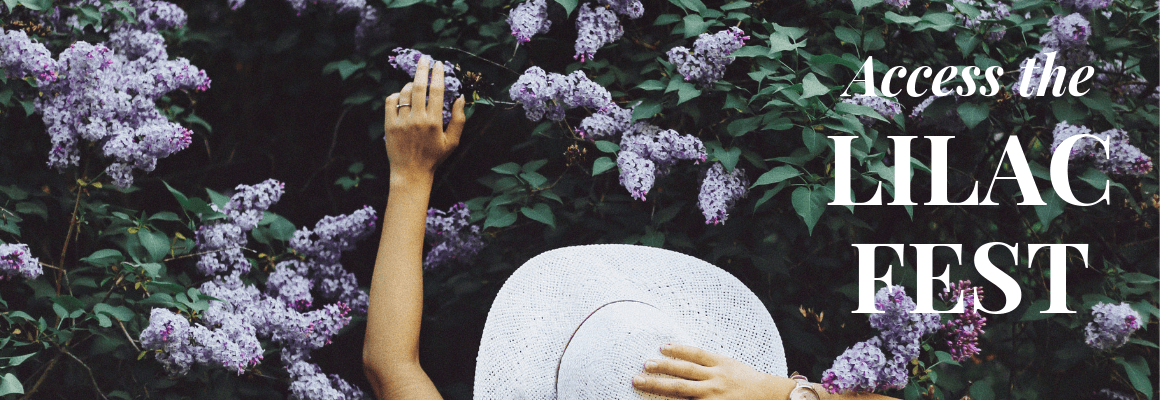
[0,26,210,188]
[869,285,942,361]
[578,105,633,140]
[1093,61,1148,104]
[885,0,910,8]
[507,0,551,43]
[1051,122,1153,176]
[1058,0,1110,12]
[697,163,749,224]
[139,308,264,376]
[290,205,378,264]
[0,243,42,280]
[423,203,486,270]
[910,95,967,133]
[509,66,612,122]
[574,3,623,62]
[619,122,707,174]
[939,280,986,361]
[1045,13,1091,48]
[597,0,645,18]
[223,179,285,231]
[819,340,907,394]
[617,151,657,201]
[388,48,462,124]
[666,27,749,88]
[1085,302,1142,351]
[842,94,903,126]
[947,0,1011,42]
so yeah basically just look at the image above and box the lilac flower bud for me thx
[697,163,748,224]
[574,3,623,62]
[1085,302,1142,351]
[0,243,42,280]
[667,27,749,88]
[508,0,552,43]
[424,203,486,270]
[617,150,656,201]
[939,280,987,361]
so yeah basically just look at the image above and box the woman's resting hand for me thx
[383,56,466,182]
[632,343,788,400]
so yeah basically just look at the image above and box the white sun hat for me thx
[474,244,787,399]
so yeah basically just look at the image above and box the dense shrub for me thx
[0,0,1156,399]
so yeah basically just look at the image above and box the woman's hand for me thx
[632,343,792,400]
[384,57,466,183]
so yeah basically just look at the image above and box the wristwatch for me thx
[788,372,821,400]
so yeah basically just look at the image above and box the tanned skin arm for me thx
[362,57,465,400]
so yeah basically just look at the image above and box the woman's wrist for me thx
[389,168,435,188]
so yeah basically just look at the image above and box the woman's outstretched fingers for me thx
[661,343,721,367]
[633,374,705,398]
[428,61,445,119]
[445,95,466,144]
[398,83,414,118]
[645,358,712,381]
[411,57,429,114]
[384,93,399,124]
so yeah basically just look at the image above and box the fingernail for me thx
[661,343,671,351]
[645,361,657,370]
[632,375,644,385]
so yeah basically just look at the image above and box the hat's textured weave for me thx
[474,244,786,399]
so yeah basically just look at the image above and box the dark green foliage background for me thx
[0,0,1157,399]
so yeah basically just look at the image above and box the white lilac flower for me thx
[574,3,623,62]
[666,27,749,88]
[0,243,42,280]
[508,0,552,43]
[1085,302,1143,351]
[697,163,749,224]
[423,203,485,270]
[841,94,902,126]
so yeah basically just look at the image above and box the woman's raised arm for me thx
[363,57,466,400]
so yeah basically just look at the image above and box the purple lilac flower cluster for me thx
[574,3,623,62]
[508,0,552,43]
[0,243,42,280]
[946,0,1011,42]
[821,285,941,394]
[841,94,903,126]
[1084,302,1142,351]
[1017,13,1094,97]
[940,280,986,361]
[697,163,749,224]
[666,27,749,88]
[509,66,613,121]
[424,203,486,270]
[910,95,967,133]
[1058,0,1111,12]
[615,122,707,201]
[0,19,210,188]
[389,48,463,124]
[578,105,633,140]
[143,180,372,399]
[1051,122,1153,176]
[1093,60,1149,105]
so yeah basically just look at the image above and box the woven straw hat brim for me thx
[473,244,787,399]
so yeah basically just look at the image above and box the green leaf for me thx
[835,101,888,123]
[1019,299,1053,321]
[677,82,701,105]
[484,206,517,229]
[323,60,366,80]
[801,127,825,154]
[682,14,709,38]
[885,11,921,24]
[520,203,555,228]
[594,140,621,153]
[752,165,801,188]
[934,350,962,366]
[0,373,23,396]
[491,162,521,175]
[713,147,742,171]
[768,32,806,53]
[81,249,125,267]
[850,0,882,13]
[727,116,762,137]
[17,0,50,11]
[1051,99,1086,123]
[593,157,616,176]
[520,172,548,188]
[1115,356,1153,400]
[93,303,135,321]
[632,99,663,121]
[6,352,35,367]
[1034,188,1063,227]
[721,0,750,9]
[635,80,665,91]
[955,32,980,57]
[555,0,578,16]
[259,212,297,241]
[792,186,826,234]
[149,211,181,222]
[914,12,956,32]
[384,0,424,8]
[969,379,995,400]
[800,73,829,99]
[957,102,989,129]
[138,229,170,262]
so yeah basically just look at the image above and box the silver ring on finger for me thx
[396,103,411,109]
